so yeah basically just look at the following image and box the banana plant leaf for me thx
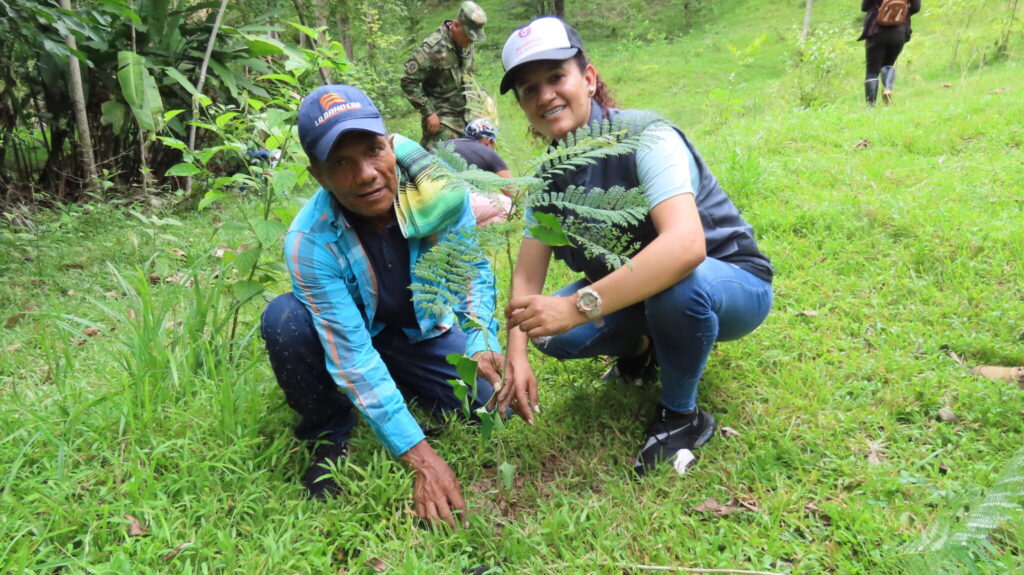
[117,50,164,133]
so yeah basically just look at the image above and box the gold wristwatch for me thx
[575,286,605,327]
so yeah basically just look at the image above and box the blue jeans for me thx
[260,293,494,446]
[536,257,773,413]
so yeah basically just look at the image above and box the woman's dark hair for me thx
[572,53,617,109]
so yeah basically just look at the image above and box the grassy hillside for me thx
[1,0,1022,573]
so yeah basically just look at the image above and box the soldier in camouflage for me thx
[401,1,487,149]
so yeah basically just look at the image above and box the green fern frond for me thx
[899,446,1024,573]
[529,181,649,273]
[534,113,669,178]
[410,228,485,322]
[531,185,648,212]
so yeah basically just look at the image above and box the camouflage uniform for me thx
[402,8,484,149]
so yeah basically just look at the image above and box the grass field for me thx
[2,0,1023,573]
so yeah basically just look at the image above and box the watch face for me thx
[578,291,600,312]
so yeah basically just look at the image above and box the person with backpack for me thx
[858,0,921,105]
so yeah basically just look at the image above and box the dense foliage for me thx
[0,0,420,205]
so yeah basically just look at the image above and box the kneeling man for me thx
[261,84,503,529]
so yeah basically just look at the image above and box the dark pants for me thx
[260,293,494,446]
[865,29,906,79]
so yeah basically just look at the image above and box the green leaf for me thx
[272,207,298,228]
[257,73,299,86]
[197,191,228,211]
[449,378,469,407]
[498,462,517,490]
[282,45,310,72]
[195,145,237,166]
[117,51,163,133]
[207,59,238,99]
[215,112,239,129]
[476,408,504,441]
[288,22,322,40]
[231,280,264,304]
[252,219,286,246]
[100,99,127,134]
[157,136,188,152]
[446,354,478,388]
[529,212,573,247]
[163,109,186,122]
[165,163,200,177]
[233,246,261,277]
[162,66,198,96]
[245,36,285,57]
[270,169,298,195]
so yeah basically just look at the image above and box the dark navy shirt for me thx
[447,138,509,174]
[343,209,419,329]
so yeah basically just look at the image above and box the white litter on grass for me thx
[672,449,696,475]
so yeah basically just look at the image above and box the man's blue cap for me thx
[298,85,386,163]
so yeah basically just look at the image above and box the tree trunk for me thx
[59,0,98,192]
[185,0,230,198]
[801,0,813,42]
[315,0,332,82]
[337,9,354,61]
[290,0,330,83]
[553,0,564,18]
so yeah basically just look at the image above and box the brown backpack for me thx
[877,0,909,26]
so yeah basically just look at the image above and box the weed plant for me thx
[1,0,1022,573]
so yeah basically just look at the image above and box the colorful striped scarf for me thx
[392,134,468,238]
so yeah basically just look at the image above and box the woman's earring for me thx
[587,86,595,96]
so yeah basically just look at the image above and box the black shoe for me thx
[600,342,658,386]
[633,404,716,476]
[302,442,348,500]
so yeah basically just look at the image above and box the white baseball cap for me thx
[500,17,585,95]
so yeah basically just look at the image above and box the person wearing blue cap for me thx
[442,118,513,226]
[259,84,504,529]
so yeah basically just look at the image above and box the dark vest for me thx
[538,103,773,284]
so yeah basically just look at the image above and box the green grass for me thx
[2,0,1024,573]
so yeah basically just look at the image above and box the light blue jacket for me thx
[283,186,499,456]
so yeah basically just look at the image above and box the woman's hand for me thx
[505,294,585,339]
[497,353,539,424]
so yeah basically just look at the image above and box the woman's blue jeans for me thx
[536,257,773,413]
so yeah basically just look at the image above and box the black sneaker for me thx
[302,442,348,500]
[600,342,658,386]
[633,404,716,476]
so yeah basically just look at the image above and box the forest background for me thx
[1,0,1023,573]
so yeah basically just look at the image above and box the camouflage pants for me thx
[420,115,466,150]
